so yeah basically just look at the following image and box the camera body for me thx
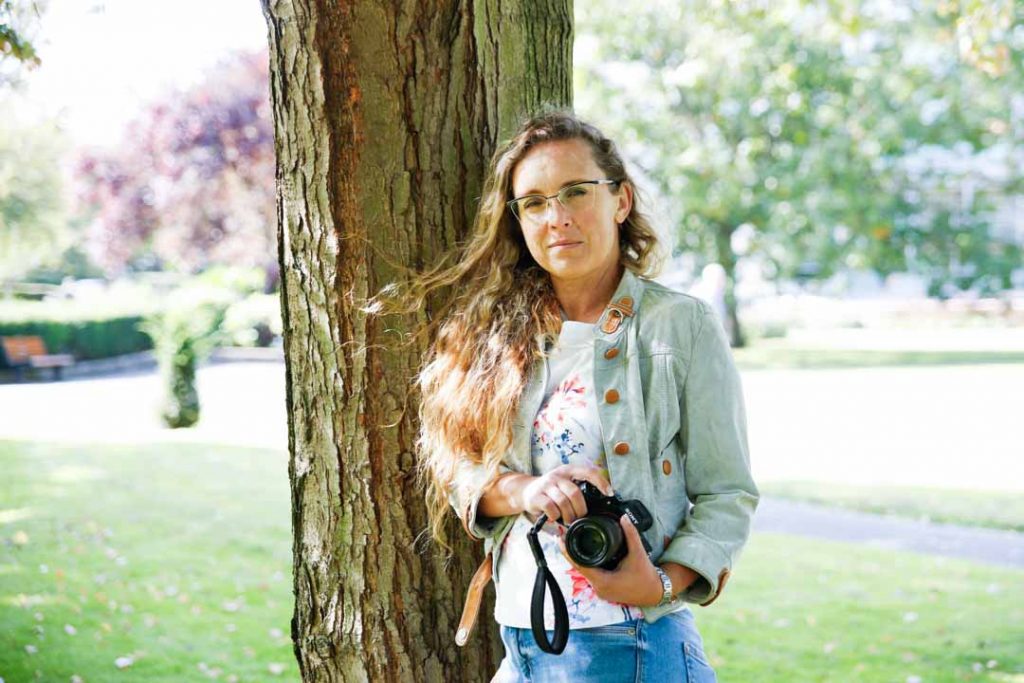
[564,481,654,570]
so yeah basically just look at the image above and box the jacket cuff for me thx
[659,532,732,605]
[448,463,513,541]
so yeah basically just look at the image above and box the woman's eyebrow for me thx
[515,178,590,196]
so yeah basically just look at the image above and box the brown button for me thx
[620,296,633,309]
[605,389,620,404]
[604,347,620,360]
[613,441,630,456]
[662,460,672,475]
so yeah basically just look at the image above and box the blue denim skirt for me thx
[492,607,717,682]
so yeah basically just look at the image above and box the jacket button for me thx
[613,441,630,456]
[604,347,619,360]
[605,389,620,404]
[662,460,672,475]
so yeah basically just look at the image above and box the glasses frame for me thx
[506,178,621,223]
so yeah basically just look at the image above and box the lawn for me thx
[0,440,297,683]
[732,344,1024,371]
[1,439,1021,682]
[699,532,1024,682]
[759,481,1024,533]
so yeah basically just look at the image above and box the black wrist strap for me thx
[527,514,569,654]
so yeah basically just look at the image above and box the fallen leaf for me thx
[12,530,29,545]
[114,656,134,669]
[268,663,285,676]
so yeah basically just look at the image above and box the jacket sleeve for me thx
[659,303,759,605]
[447,456,514,541]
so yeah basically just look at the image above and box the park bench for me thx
[0,335,75,381]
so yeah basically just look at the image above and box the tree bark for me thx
[260,2,572,680]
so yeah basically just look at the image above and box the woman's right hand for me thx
[516,464,614,525]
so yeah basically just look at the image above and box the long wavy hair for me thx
[373,110,663,548]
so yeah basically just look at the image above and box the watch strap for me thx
[653,565,674,607]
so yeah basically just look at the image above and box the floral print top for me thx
[493,320,643,629]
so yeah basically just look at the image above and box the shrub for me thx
[141,296,227,429]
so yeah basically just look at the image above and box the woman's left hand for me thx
[558,514,664,607]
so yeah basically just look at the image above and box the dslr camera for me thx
[563,481,654,570]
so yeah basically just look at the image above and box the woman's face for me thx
[510,138,632,288]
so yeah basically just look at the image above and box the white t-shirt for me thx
[493,320,643,629]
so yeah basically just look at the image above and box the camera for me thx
[564,481,654,570]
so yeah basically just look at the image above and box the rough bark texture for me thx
[260,2,572,681]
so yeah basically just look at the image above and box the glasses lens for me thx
[512,196,546,223]
[558,182,596,211]
[514,182,601,224]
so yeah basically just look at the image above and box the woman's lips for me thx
[549,241,582,250]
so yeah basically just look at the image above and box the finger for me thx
[538,495,560,524]
[555,478,588,520]
[563,464,614,496]
[620,514,646,555]
[547,486,577,524]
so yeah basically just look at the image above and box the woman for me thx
[392,110,757,682]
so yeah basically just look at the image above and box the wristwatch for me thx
[653,565,675,607]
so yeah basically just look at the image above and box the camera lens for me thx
[566,516,624,568]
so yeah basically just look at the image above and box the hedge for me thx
[0,316,152,365]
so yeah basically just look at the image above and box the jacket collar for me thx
[596,267,644,336]
[534,267,646,350]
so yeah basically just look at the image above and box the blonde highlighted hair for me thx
[376,110,663,548]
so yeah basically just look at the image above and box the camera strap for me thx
[527,514,569,654]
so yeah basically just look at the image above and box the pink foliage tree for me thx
[74,50,276,284]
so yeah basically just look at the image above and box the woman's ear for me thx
[615,181,633,224]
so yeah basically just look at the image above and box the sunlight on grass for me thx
[0,440,297,683]
[1,439,1021,681]
[0,508,34,525]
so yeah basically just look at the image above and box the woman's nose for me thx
[541,197,573,226]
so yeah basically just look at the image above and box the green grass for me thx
[699,532,1024,682]
[733,344,1024,371]
[2,439,1022,682]
[761,481,1024,533]
[0,440,298,683]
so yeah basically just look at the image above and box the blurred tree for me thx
[73,50,277,285]
[0,114,68,279]
[0,0,44,86]
[576,0,1022,345]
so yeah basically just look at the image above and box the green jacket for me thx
[448,268,759,623]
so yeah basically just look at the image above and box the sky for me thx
[8,0,267,148]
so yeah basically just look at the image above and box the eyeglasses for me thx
[507,179,621,224]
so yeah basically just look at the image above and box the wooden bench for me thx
[1,336,75,381]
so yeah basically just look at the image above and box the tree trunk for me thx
[260,2,572,681]
[713,223,746,348]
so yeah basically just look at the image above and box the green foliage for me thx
[575,0,1023,298]
[0,0,44,86]
[140,293,228,429]
[0,112,69,279]
[222,293,283,347]
[0,315,151,363]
